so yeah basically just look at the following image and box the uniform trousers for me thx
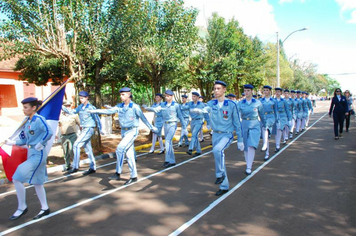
[150,124,164,152]
[73,127,96,170]
[61,132,77,169]
[116,128,138,177]
[164,122,178,164]
[178,118,190,146]
[332,112,345,137]
[188,120,203,153]
[212,132,234,190]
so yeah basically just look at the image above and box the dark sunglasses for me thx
[336,90,341,92]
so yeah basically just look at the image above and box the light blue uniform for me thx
[63,103,101,170]
[295,98,304,132]
[92,102,154,177]
[260,97,277,133]
[237,98,265,149]
[204,99,243,190]
[13,114,53,184]
[302,98,313,128]
[146,101,186,165]
[151,102,164,136]
[275,98,292,130]
[182,101,209,153]
[179,103,190,146]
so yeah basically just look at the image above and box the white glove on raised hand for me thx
[35,143,44,151]
[237,142,244,151]
[151,127,158,133]
[142,104,148,109]
[5,139,16,146]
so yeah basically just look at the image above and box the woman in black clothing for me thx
[329,88,349,139]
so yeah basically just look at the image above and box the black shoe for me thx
[148,150,154,154]
[295,132,298,135]
[124,177,137,185]
[83,168,96,176]
[194,152,201,157]
[165,163,176,168]
[67,168,78,174]
[109,172,121,180]
[200,139,205,142]
[158,150,165,155]
[186,150,193,155]
[245,169,252,175]
[62,166,71,172]
[335,136,339,140]
[178,144,182,147]
[9,208,28,221]
[275,148,280,153]
[162,162,170,168]
[33,208,50,220]
[215,189,229,196]
[214,176,225,184]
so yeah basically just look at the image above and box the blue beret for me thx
[215,80,227,87]
[199,96,203,99]
[181,94,188,98]
[301,91,306,94]
[119,87,131,93]
[155,93,163,97]
[242,93,245,96]
[253,95,257,98]
[192,92,200,97]
[290,90,296,93]
[284,89,289,92]
[21,97,38,104]
[243,84,254,89]
[79,91,89,97]
[305,92,309,95]
[165,90,174,96]
[296,91,301,94]
[228,93,236,97]
[275,87,283,91]
[263,85,272,90]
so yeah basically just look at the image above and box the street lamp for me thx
[276,27,308,87]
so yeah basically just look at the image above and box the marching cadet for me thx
[300,91,313,131]
[227,93,237,102]
[62,91,102,175]
[274,88,291,151]
[283,89,295,141]
[144,90,188,168]
[237,84,265,174]
[259,85,277,160]
[89,87,158,185]
[198,95,206,142]
[6,97,53,220]
[178,94,190,147]
[182,92,210,157]
[289,90,298,138]
[295,91,304,134]
[147,93,165,154]
[304,92,314,127]
[195,80,243,196]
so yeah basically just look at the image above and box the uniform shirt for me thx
[204,99,243,142]
[260,97,277,127]
[180,103,190,119]
[275,98,292,121]
[151,102,164,126]
[59,113,80,135]
[146,101,187,129]
[181,101,210,121]
[306,98,313,112]
[63,102,101,130]
[296,98,304,113]
[285,98,295,117]
[237,98,266,125]
[16,114,53,147]
[93,101,154,130]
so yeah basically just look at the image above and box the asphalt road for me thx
[0,101,355,236]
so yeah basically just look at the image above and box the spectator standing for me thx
[344,90,354,132]
[329,88,349,139]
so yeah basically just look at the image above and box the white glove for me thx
[142,104,148,109]
[151,127,158,133]
[237,142,244,151]
[5,139,16,146]
[35,143,44,151]
[190,108,201,114]
[104,105,112,109]
[182,128,188,136]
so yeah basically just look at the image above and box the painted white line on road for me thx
[169,112,328,236]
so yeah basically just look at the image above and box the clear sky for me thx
[184,0,356,93]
